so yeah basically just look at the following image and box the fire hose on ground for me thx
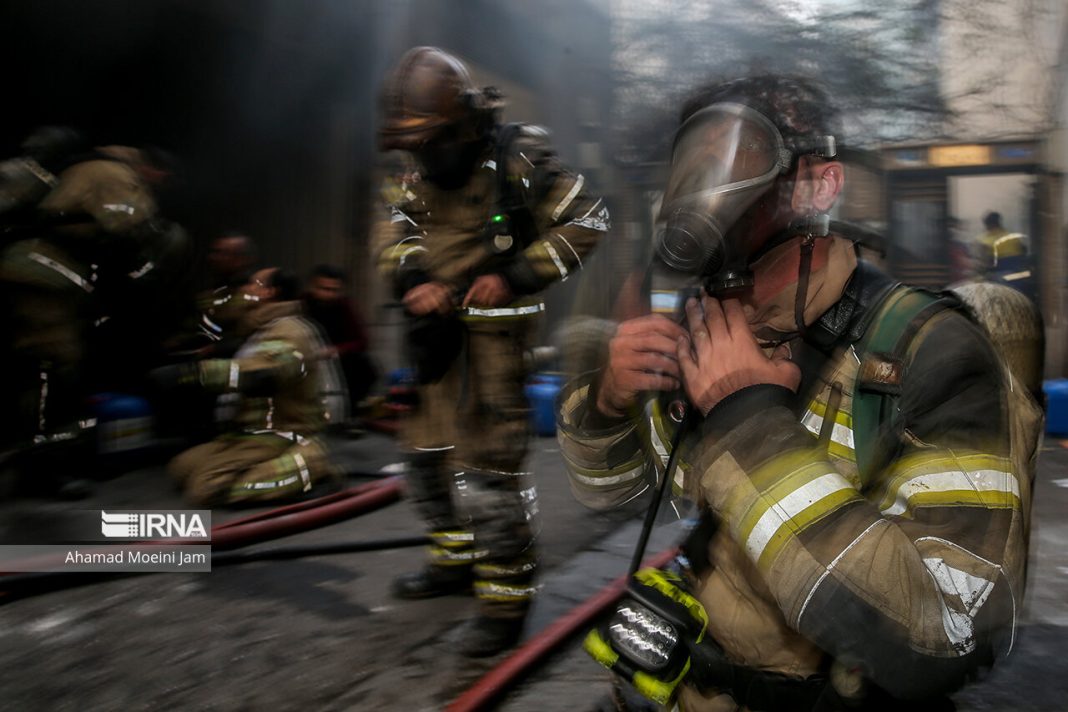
[2,469,684,712]
[446,547,679,712]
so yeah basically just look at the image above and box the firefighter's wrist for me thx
[697,384,796,439]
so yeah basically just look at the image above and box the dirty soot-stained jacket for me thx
[197,300,329,436]
[557,263,1037,710]
[374,125,609,310]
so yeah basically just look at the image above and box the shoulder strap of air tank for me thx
[851,285,956,480]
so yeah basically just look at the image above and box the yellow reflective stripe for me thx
[736,468,861,569]
[877,453,1016,512]
[643,400,671,466]
[543,240,569,279]
[430,530,474,548]
[429,546,483,564]
[644,399,689,490]
[881,470,1019,518]
[801,400,856,461]
[474,581,537,600]
[894,489,1019,517]
[564,454,646,488]
[460,303,545,320]
[523,241,563,281]
[474,560,537,577]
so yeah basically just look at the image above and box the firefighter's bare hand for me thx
[596,314,688,418]
[677,296,800,416]
[462,274,512,308]
[403,281,454,316]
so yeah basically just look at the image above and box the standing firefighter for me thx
[375,46,609,656]
[557,75,1042,710]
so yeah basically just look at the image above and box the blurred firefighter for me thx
[557,76,1042,710]
[162,267,337,505]
[374,46,610,656]
[975,211,1026,270]
[0,133,183,496]
[302,263,377,417]
[196,231,258,355]
[973,211,1035,301]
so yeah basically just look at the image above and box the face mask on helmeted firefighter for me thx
[655,101,837,297]
[378,46,500,188]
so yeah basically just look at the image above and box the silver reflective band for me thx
[202,314,222,334]
[27,252,94,292]
[102,203,136,215]
[248,430,308,446]
[293,452,312,492]
[1002,270,1031,281]
[128,261,155,279]
[552,174,585,221]
[20,157,58,186]
[544,241,569,279]
[462,303,545,318]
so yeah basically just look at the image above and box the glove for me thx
[584,568,709,706]
[149,362,200,390]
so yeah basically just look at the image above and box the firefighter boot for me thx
[391,565,472,599]
[458,615,526,658]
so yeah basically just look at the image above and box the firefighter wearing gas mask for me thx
[558,75,1038,710]
[373,46,609,656]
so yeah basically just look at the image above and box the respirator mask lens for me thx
[656,103,792,278]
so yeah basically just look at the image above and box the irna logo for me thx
[100,511,209,539]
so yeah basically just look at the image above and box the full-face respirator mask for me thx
[655,102,836,295]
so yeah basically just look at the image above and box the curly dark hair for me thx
[679,74,840,145]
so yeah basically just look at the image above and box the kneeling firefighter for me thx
[556,75,1042,710]
[373,46,610,656]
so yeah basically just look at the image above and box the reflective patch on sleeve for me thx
[552,232,584,269]
[923,556,997,654]
[27,252,94,293]
[877,454,1019,518]
[390,206,418,226]
[551,174,585,222]
[544,241,569,279]
[739,469,859,569]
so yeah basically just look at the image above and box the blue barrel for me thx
[1043,380,1068,435]
[525,373,566,437]
[93,393,154,454]
[387,368,417,387]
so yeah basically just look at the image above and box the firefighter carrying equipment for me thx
[585,567,709,706]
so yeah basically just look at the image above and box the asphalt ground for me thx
[0,432,1066,711]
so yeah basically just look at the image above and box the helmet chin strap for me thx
[790,213,830,336]
[748,213,830,346]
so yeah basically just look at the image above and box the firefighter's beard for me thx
[741,234,858,345]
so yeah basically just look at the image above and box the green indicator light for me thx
[492,214,505,223]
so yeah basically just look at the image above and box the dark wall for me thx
[3,0,617,374]
[3,0,380,287]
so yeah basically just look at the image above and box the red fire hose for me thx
[210,476,404,550]
[446,547,679,712]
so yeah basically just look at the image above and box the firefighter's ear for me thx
[792,157,843,214]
